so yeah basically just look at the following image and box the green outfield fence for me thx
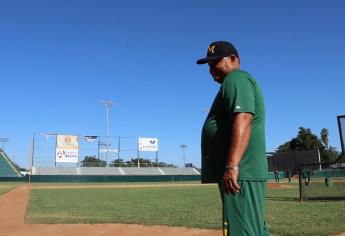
[268,171,285,179]
[1,175,201,183]
[0,176,26,182]
[1,172,289,183]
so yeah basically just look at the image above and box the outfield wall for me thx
[0,177,26,182]
[1,172,289,183]
[0,175,201,183]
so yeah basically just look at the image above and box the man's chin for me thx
[213,77,224,84]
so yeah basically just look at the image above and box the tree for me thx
[275,142,291,153]
[109,157,176,167]
[319,128,339,162]
[320,128,329,148]
[276,127,324,153]
[81,156,107,167]
[129,158,154,167]
[276,127,340,163]
[109,158,125,167]
[321,146,338,163]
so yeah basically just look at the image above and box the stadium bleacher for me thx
[159,167,201,175]
[0,149,22,177]
[33,167,78,175]
[80,167,123,175]
[32,166,201,176]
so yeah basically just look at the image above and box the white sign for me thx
[138,138,158,152]
[55,135,79,163]
[330,163,345,168]
[99,149,118,153]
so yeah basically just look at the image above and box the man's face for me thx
[208,56,238,84]
[208,57,230,84]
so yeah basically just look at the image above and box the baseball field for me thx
[1,181,345,236]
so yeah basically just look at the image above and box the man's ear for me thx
[229,55,237,62]
[230,55,240,65]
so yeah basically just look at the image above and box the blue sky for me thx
[1,0,344,168]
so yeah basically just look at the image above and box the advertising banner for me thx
[55,135,79,163]
[138,138,158,152]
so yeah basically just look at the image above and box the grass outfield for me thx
[0,182,21,195]
[26,183,345,236]
[302,180,345,199]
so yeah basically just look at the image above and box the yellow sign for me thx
[57,135,79,149]
[56,135,79,163]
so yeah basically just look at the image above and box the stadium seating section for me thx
[0,150,22,177]
[32,166,201,176]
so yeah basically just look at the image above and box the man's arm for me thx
[223,112,253,194]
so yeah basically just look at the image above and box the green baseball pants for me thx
[218,180,270,236]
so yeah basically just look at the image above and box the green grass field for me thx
[0,182,20,195]
[25,182,345,236]
[301,178,345,199]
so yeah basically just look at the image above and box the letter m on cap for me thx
[208,45,215,54]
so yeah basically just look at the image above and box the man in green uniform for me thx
[274,170,279,183]
[197,41,269,236]
[285,169,291,183]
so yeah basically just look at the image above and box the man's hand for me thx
[223,168,240,194]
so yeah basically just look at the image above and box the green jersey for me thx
[201,70,268,183]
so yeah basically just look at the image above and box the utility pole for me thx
[180,144,187,167]
[101,100,114,166]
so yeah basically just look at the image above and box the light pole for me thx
[101,100,114,166]
[180,144,187,167]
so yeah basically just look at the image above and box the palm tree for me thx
[320,128,329,148]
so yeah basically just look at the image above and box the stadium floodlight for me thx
[100,100,115,166]
[180,144,187,166]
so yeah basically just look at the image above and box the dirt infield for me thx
[0,184,221,236]
[267,182,296,189]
